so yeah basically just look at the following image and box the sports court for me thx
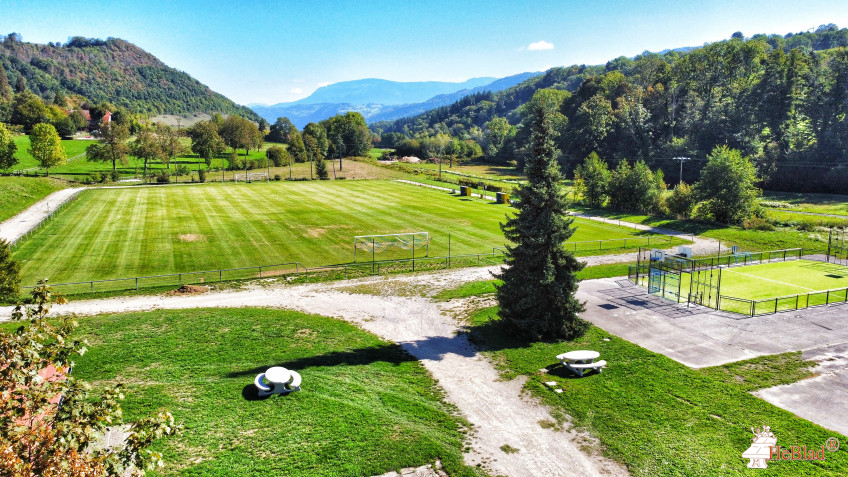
[629,247,848,316]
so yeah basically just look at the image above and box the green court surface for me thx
[656,259,848,315]
[718,260,848,300]
[12,180,675,287]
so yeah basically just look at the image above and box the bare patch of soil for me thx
[166,285,209,295]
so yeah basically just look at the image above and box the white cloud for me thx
[527,40,554,51]
[317,81,331,87]
[288,88,303,94]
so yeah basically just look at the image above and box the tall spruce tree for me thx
[495,93,588,341]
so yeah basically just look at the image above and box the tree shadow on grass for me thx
[228,322,537,382]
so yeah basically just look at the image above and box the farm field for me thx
[12,180,676,286]
[70,308,481,477]
[0,176,67,222]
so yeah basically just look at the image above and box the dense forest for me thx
[373,25,848,193]
[0,34,258,120]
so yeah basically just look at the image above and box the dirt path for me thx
[0,187,83,244]
[2,268,628,477]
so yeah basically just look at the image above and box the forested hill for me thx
[0,35,259,120]
[372,25,848,193]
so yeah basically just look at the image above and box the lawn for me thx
[762,191,848,217]
[12,135,96,171]
[12,181,680,288]
[468,309,848,476]
[569,204,832,253]
[0,176,66,222]
[70,308,483,477]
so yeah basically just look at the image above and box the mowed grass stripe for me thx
[14,181,670,285]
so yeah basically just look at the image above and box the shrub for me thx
[742,217,775,231]
[155,171,171,183]
[667,182,696,218]
[273,174,282,181]
[89,172,102,183]
[198,168,207,183]
[110,169,121,182]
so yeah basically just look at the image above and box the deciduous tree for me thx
[131,128,164,183]
[1,281,179,476]
[573,152,610,207]
[694,146,760,224]
[0,239,20,300]
[0,122,17,171]
[187,120,224,168]
[87,121,130,172]
[29,123,65,176]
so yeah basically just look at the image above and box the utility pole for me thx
[672,157,691,184]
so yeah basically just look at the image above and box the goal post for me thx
[354,232,430,262]
[234,172,269,183]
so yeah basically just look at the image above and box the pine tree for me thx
[315,156,329,180]
[495,94,588,341]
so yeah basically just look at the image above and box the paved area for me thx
[754,343,848,437]
[578,277,848,436]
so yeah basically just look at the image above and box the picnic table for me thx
[255,366,302,397]
[556,350,606,377]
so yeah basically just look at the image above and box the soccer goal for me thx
[354,232,430,262]
[235,173,269,183]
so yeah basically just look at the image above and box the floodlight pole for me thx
[672,157,691,184]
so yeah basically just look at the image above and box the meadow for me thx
[0,176,66,222]
[12,180,677,287]
[69,308,483,477]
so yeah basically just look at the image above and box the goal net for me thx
[354,232,430,261]
[235,173,269,182]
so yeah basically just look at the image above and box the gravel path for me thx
[0,187,83,244]
[2,268,628,477]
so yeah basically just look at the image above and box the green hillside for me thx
[0,35,259,120]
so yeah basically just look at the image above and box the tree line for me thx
[373,25,848,194]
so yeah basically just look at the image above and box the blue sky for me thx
[2,0,848,105]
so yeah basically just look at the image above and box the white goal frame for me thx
[354,232,430,262]
[235,172,269,183]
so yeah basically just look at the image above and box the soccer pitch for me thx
[12,180,672,286]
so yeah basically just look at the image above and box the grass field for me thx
[468,310,848,476]
[0,176,66,222]
[12,181,677,287]
[12,135,96,171]
[762,191,848,217]
[69,308,482,477]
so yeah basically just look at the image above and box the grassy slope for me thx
[0,176,66,223]
[469,309,848,476]
[569,205,830,253]
[72,308,481,477]
[12,135,95,171]
[12,181,669,285]
[763,191,848,217]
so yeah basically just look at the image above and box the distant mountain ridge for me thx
[0,36,259,120]
[251,73,538,127]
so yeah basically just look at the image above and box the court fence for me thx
[627,246,848,317]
